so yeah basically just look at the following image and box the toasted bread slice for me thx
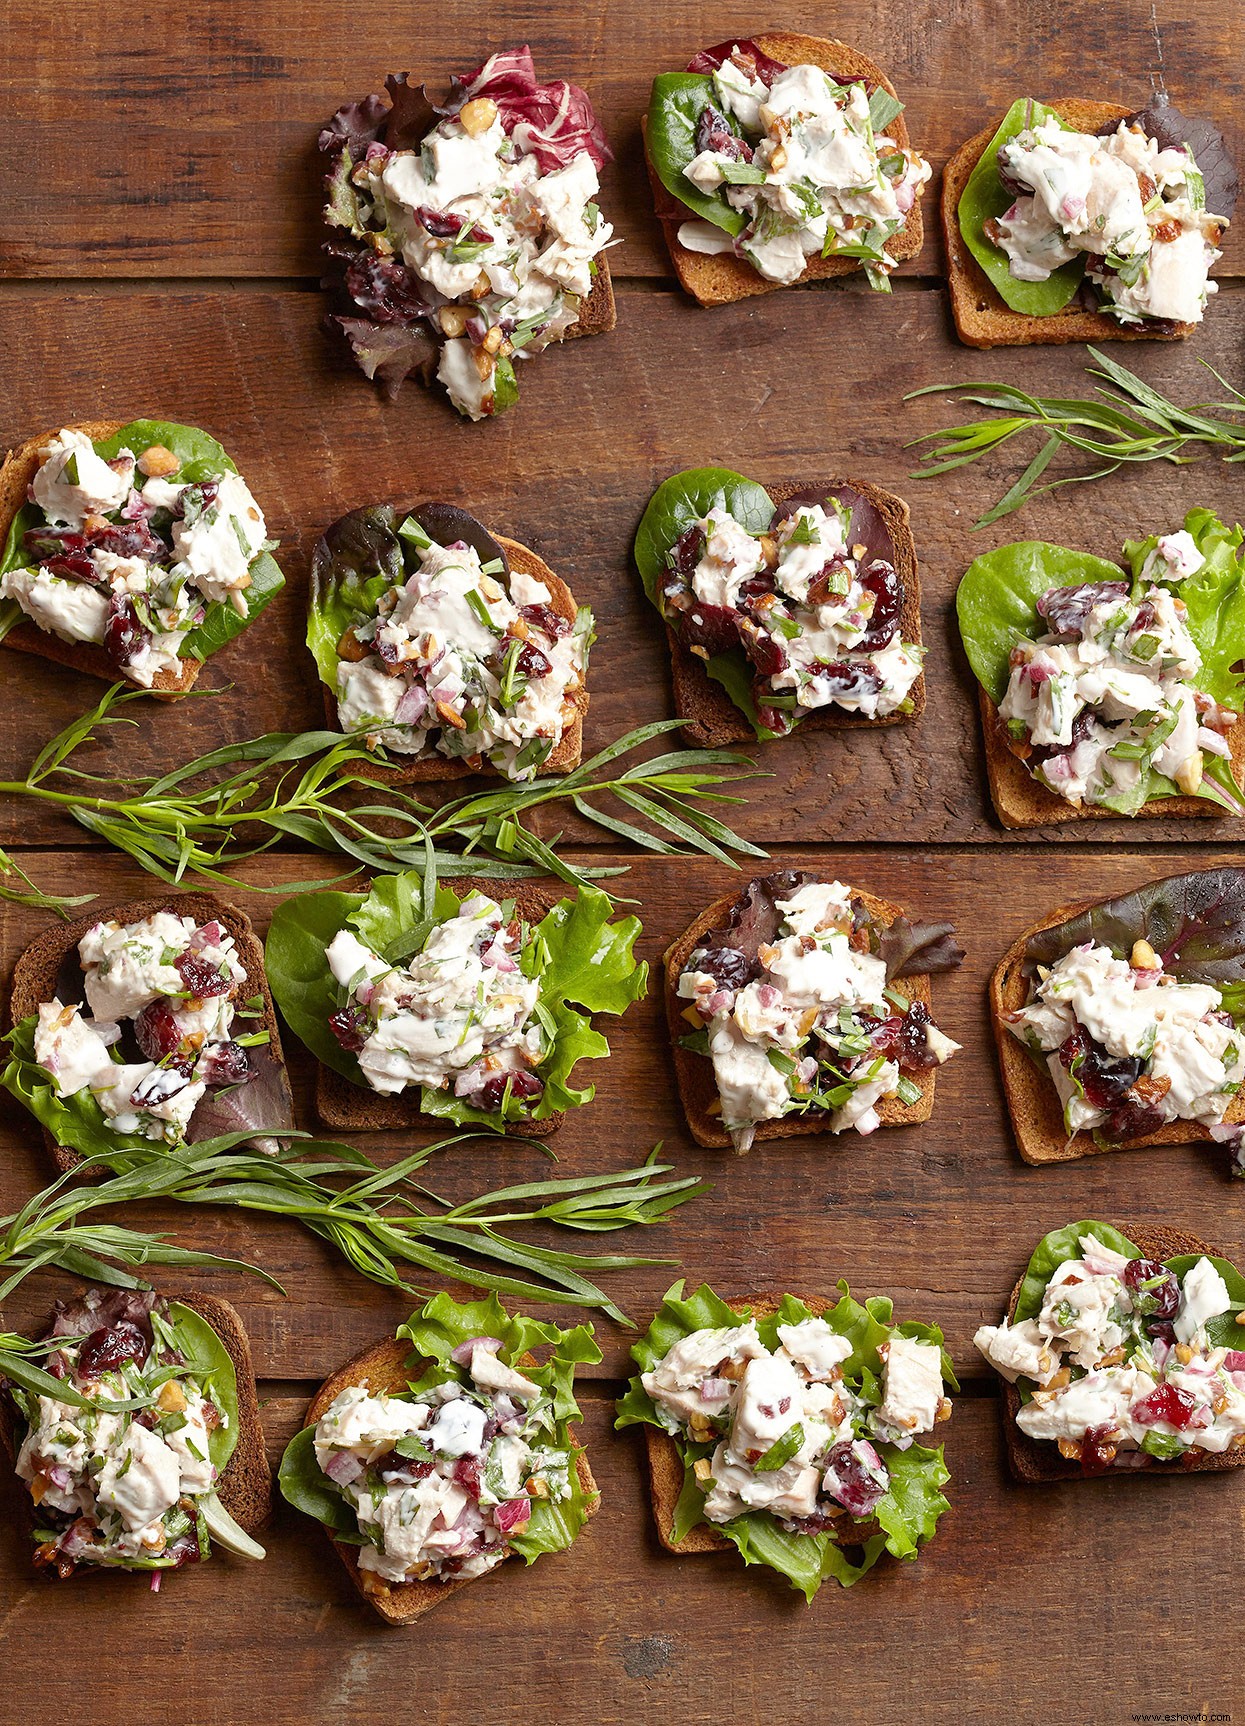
[0,422,201,698]
[324,534,588,786]
[645,32,925,306]
[315,875,564,1136]
[998,1224,1245,1481]
[566,254,616,341]
[303,1333,597,1623]
[7,890,292,1179]
[990,888,1245,1165]
[642,1291,882,1554]
[0,1290,271,1573]
[942,99,1197,348]
[977,687,1245,829]
[665,881,940,1150]
[664,477,923,749]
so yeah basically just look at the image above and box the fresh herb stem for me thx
[0,1134,709,1327]
[906,346,1245,528]
[0,689,767,896]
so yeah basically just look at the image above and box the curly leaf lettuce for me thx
[616,1280,952,1598]
[1124,509,1245,712]
[1,1016,165,1160]
[265,872,647,1126]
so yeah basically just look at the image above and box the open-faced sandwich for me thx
[957,509,1245,825]
[279,1293,599,1623]
[976,1221,1245,1479]
[0,420,283,694]
[644,34,929,305]
[634,468,924,746]
[992,866,1245,1170]
[265,863,646,1134]
[0,1286,268,1582]
[2,892,293,1176]
[667,871,961,1152]
[319,46,616,418]
[616,1280,953,1599]
[944,92,1237,346]
[308,501,591,782]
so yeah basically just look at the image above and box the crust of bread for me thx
[0,1290,271,1578]
[942,99,1197,348]
[324,533,587,785]
[978,686,1245,829]
[642,1291,883,1554]
[663,477,923,748]
[566,253,617,340]
[0,422,202,698]
[645,32,925,307]
[314,875,566,1136]
[999,1224,1245,1481]
[989,883,1245,1165]
[7,890,291,1180]
[304,1334,597,1624]
[665,881,939,1149]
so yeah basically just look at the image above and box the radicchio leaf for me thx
[877,917,965,980]
[1107,92,1239,222]
[685,39,789,84]
[456,44,612,172]
[1024,868,1245,1007]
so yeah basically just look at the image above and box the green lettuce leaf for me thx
[264,875,646,1126]
[167,1301,240,1472]
[305,505,405,690]
[1122,509,1245,712]
[645,74,748,235]
[956,98,1085,315]
[1,1015,165,1160]
[0,419,284,663]
[276,1425,362,1537]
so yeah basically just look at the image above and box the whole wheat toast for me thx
[641,1291,887,1555]
[0,1290,271,1576]
[7,890,292,1179]
[977,685,1245,829]
[323,532,588,785]
[2,423,208,698]
[565,255,617,342]
[662,477,923,749]
[990,881,1245,1166]
[301,1333,598,1624]
[314,875,566,1136]
[998,1223,1245,1482]
[645,31,925,306]
[942,98,1198,348]
[665,880,941,1150]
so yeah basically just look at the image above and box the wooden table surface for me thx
[2,3,1243,1722]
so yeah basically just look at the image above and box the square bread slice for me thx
[566,254,616,340]
[942,98,1197,348]
[990,893,1245,1165]
[665,881,941,1150]
[323,533,588,786]
[303,1333,597,1623]
[977,687,1245,829]
[7,890,292,1179]
[645,32,925,307]
[0,423,200,698]
[0,1290,271,1570]
[998,1223,1245,1481]
[314,875,565,1137]
[664,477,923,749]
[641,1291,882,1554]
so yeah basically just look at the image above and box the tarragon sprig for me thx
[907,346,1245,528]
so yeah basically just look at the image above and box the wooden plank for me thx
[3,0,1242,280]
[3,282,1245,848]
[0,1392,1241,1724]
[3,846,1244,1384]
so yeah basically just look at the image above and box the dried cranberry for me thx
[373,629,403,668]
[856,559,902,650]
[737,572,776,605]
[90,520,165,562]
[45,554,102,584]
[1078,1422,1118,1475]
[480,1069,544,1112]
[1133,1383,1200,1432]
[164,1531,203,1569]
[695,103,754,162]
[77,1322,148,1378]
[1123,1258,1180,1321]
[1037,580,1130,638]
[102,594,150,669]
[329,1006,371,1053]
[1058,1029,1143,1111]
[174,480,218,519]
[134,1001,197,1075]
[513,641,551,680]
[199,1040,250,1086]
[24,525,86,560]
[860,1013,903,1055]
[414,206,492,243]
[741,625,788,679]
[680,602,742,659]
[174,949,233,1000]
[452,1455,483,1498]
[697,946,755,992]
[895,1002,937,1071]
[666,525,705,582]
[518,602,570,641]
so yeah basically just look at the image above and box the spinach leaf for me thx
[168,1301,240,1471]
[1164,1255,1245,1350]
[646,74,748,234]
[0,420,285,662]
[1123,509,1245,712]
[956,539,1126,704]
[1013,1221,1141,1324]
[276,1425,360,1535]
[957,98,1085,315]
[633,467,774,605]
[1023,867,1245,1008]
[260,891,362,1082]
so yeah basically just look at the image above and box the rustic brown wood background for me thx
[2,3,1243,1721]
